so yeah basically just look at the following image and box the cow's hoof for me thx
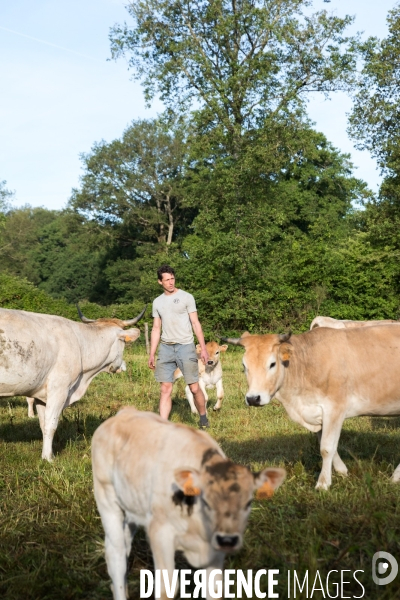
[41,455,54,462]
[315,481,330,491]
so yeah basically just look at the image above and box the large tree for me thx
[70,118,192,248]
[349,6,400,177]
[110,0,358,154]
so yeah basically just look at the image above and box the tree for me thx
[110,0,358,155]
[0,180,13,229]
[349,6,400,176]
[70,118,192,248]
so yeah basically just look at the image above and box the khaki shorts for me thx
[155,342,199,384]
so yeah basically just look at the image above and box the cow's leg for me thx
[123,520,136,560]
[316,411,346,490]
[316,431,348,477]
[213,379,224,411]
[392,463,400,483]
[41,395,66,461]
[35,400,46,434]
[185,385,198,414]
[205,553,224,600]
[104,512,129,600]
[26,397,35,418]
[147,523,177,600]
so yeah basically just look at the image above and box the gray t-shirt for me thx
[152,289,197,345]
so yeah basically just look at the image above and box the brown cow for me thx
[92,407,286,600]
[222,326,400,490]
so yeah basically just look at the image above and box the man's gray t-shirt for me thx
[152,289,196,345]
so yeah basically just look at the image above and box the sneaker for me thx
[199,415,210,429]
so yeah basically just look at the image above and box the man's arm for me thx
[148,317,161,369]
[189,312,209,364]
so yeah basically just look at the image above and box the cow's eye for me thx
[245,500,252,510]
[269,362,276,369]
[216,351,219,355]
[201,497,211,510]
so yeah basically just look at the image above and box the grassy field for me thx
[1,344,400,599]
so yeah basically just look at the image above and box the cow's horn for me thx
[76,304,96,323]
[122,305,147,327]
[220,336,243,346]
[279,331,292,343]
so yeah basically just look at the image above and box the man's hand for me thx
[148,354,156,370]
[200,347,209,365]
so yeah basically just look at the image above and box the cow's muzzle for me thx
[213,533,242,552]
[246,394,261,407]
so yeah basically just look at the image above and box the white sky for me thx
[0,0,397,210]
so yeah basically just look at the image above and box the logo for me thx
[173,299,180,304]
[372,551,398,585]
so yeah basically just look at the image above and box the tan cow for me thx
[222,326,400,490]
[310,315,398,329]
[92,407,286,600]
[174,342,228,413]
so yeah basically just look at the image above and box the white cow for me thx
[92,407,286,600]
[174,341,228,413]
[0,306,145,460]
[25,361,127,419]
[310,315,398,329]
[222,325,400,490]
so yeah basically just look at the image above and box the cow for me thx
[24,361,128,419]
[310,315,398,330]
[221,326,400,490]
[92,407,286,600]
[26,396,35,418]
[0,306,145,460]
[174,342,228,413]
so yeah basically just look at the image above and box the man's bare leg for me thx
[188,382,209,427]
[159,382,173,420]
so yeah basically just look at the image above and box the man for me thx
[148,265,210,428]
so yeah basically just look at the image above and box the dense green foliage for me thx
[3,2,400,333]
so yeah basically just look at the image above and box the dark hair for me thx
[157,264,175,281]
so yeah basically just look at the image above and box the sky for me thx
[0,0,397,211]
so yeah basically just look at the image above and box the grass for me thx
[1,344,400,599]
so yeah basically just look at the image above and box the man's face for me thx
[159,272,176,293]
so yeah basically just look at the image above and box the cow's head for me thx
[196,341,228,367]
[174,451,285,553]
[76,305,145,373]
[221,332,293,407]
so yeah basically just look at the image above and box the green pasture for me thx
[1,345,400,599]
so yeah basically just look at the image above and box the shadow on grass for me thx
[219,428,400,473]
[0,411,107,456]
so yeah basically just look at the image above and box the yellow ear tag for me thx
[125,335,135,342]
[183,474,201,496]
[256,480,274,500]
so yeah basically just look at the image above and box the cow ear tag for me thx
[182,472,201,496]
[255,479,274,500]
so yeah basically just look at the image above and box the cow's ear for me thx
[254,467,286,500]
[195,344,202,357]
[219,344,228,352]
[241,331,251,338]
[174,468,202,496]
[278,343,293,363]
[118,328,140,343]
